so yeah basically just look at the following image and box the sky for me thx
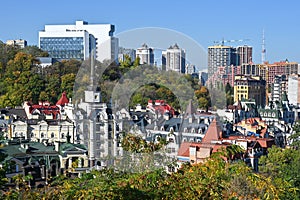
[1,0,300,67]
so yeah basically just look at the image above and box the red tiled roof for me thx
[56,92,69,106]
[202,118,222,143]
[177,142,193,157]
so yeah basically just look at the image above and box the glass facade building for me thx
[40,37,84,60]
[39,21,118,62]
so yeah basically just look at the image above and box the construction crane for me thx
[213,38,250,46]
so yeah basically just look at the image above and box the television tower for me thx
[261,29,266,64]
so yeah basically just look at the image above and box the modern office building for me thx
[208,45,237,78]
[6,39,27,48]
[237,45,252,65]
[39,20,118,62]
[288,74,300,105]
[136,43,154,65]
[162,44,186,73]
[234,75,266,107]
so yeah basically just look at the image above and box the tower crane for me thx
[213,38,250,46]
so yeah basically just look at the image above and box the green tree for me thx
[290,121,300,149]
[259,146,300,199]
[45,74,61,103]
[61,73,76,98]
[20,45,49,57]
[0,52,44,107]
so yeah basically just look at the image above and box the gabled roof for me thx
[201,118,222,143]
[184,100,196,117]
[56,92,69,106]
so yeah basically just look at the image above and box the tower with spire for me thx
[76,49,119,168]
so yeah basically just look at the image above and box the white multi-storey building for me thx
[162,44,186,73]
[288,74,300,106]
[136,43,154,65]
[39,20,118,62]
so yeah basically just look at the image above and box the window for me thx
[51,132,54,138]
[169,138,174,143]
[62,133,65,139]
[41,132,44,138]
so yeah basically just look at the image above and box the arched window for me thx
[155,136,161,142]
[51,132,55,138]
[41,132,44,138]
[61,133,65,139]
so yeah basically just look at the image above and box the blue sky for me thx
[1,0,300,65]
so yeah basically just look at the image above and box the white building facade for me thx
[288,74,300,105]
[39,20,118,62]
[162,44,186,73]
[136,43,154,65]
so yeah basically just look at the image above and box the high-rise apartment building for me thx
[237,45,252,65]
[162,44,186,73]
[234,75,266,107]
[136,43,154,65]
[39,21,119,62]
[208,45,237,78]
[288,74,300,105]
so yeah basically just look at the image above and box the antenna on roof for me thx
[262,29,266,64]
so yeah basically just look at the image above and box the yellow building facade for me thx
[234,75,266,107]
